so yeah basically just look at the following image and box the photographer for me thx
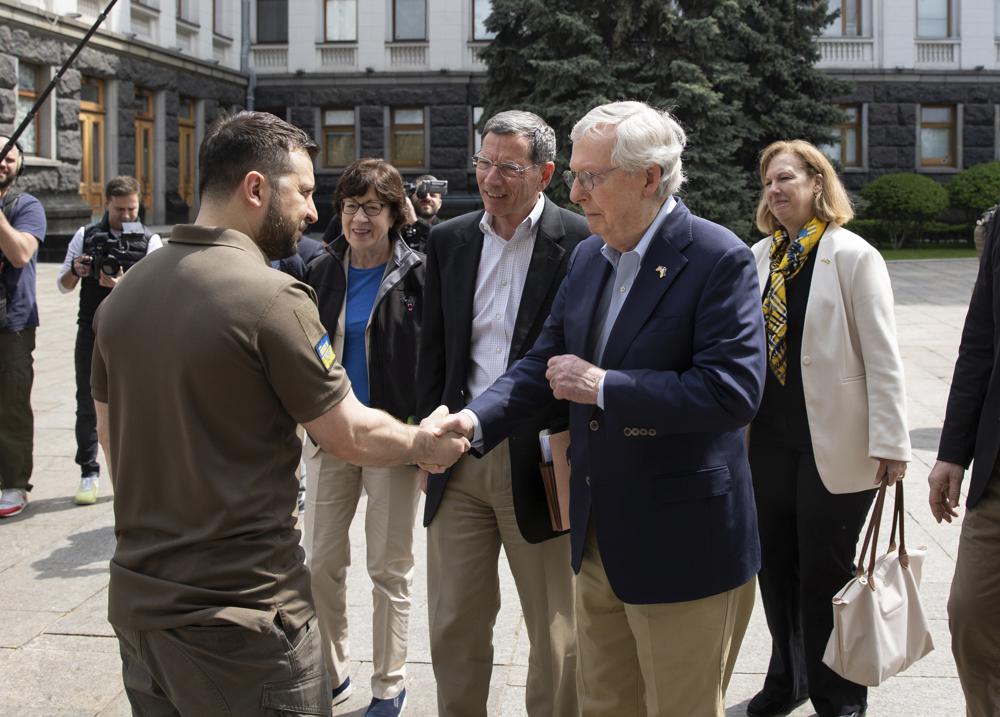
[401,174,446,253]
[57,176,161,505]
[0,136,47,520]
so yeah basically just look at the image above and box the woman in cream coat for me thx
[745,140,911,717]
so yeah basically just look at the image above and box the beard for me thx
[415,202,435,219]
[0,171,15,193]
[257,192,301,261]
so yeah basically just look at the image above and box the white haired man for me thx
[431,101,767,715]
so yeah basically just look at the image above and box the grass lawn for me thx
[879,247,978,260]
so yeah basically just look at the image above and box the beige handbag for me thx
[822,481,934,686]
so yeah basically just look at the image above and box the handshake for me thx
[416,406,476,474]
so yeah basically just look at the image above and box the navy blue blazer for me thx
[467,200,766,604]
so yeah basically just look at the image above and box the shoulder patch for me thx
[315,333,335,370]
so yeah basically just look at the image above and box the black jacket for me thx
[416,196,591,543]
[938,212,1000,507]
[306,234,425,422]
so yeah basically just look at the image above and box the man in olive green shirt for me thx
[91,112,467,716]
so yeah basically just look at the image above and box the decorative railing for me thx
[386,43,427,68]
[251,45,288,72]
[817,38,875,68]
[915,40,959,65]
[318,45,357,69]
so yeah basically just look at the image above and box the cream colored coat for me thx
[751,224,911,494]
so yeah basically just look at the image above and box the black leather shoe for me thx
[746,691,809,717]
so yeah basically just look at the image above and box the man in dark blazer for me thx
[433,101,766,716]
[929,209,1000,717]
[416,110,589,717]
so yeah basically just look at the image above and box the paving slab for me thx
[0,261,978,716]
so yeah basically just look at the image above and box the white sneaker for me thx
[74,475,99,505]
[0,489,28,518]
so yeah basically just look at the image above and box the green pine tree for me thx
[479,0,848,238]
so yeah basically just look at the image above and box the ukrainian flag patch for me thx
[315,334,335,370]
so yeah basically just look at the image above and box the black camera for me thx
[404,179,448,199]
[90,221,144,277]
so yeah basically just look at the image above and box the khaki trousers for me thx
[301,447,421,700]
[948,471,1000,717]
[427,444,578,717]
[576,528,755,717]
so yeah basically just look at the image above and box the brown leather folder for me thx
[539,429,571,532]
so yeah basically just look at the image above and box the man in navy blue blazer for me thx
[428,101,766,716]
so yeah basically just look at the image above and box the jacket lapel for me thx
[598,200,692,370]
[450,214,485,366]
[509,199,567,362]
[566,248,612,360]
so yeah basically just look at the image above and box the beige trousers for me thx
[426,444,578,717]
[301,446,421,700]
[948,472,1000,717]
[576,528,755,717]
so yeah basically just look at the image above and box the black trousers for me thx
[74,323,100,477]
[0,327,35,491]
[749,430,876,717]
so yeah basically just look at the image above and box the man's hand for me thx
[874,458,907,486]
[417,406,471,473]
[420,405,474,440]
[403,196,418,225]
[546,354,605,405]
[73,254,93,278]
[98,268,123,289]
[928,460,964,523]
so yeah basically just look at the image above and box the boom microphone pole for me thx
[0,0,120,166]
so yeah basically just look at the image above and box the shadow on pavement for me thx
[30,525,114,579]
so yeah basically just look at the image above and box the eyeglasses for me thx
[471,154,539,179]
[562,167,619,192]
[342,200,386,217]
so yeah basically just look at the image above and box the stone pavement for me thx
[0,260,976,716]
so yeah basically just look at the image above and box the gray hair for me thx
[570,101,686,197]
[482,110,557,164]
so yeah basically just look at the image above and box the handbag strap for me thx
[856,482,888,587]
[887,481,910,568]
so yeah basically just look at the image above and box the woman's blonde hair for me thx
[754,139,854,235]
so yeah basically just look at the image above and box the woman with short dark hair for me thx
[301,157,423,717]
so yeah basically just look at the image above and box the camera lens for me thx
[100,256,121,276]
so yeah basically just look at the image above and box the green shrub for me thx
[859,173,949,248]
[948,161,1000,214]
[843,219,888,244]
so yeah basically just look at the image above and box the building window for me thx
[919,105,957,168]
[917,0,951,38]
[822,104,864,168]
[257,0,288,43]
[471,105,484,154]
[176,0,197,23]
[996,0,1000,37]
[79,76,106,214]
[824,0,862,37]
[325,0,356,41]
[178,98,197,209]
[390,108,425,168]
[473,0,496,40]
[135,88,156,213]
[213,0,224,34]
[16,62,42,156]
[322,109,356,168]
[393,0,426,41]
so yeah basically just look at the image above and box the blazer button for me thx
[650,428,657,436]
[589,420,599,431]
[585,475,591,486]
[802,356,812,366]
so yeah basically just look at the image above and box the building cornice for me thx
[0,2,247,85]
[255,72,487,87]
[824,69,1000,82]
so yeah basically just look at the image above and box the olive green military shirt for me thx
[91,225,351,633]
